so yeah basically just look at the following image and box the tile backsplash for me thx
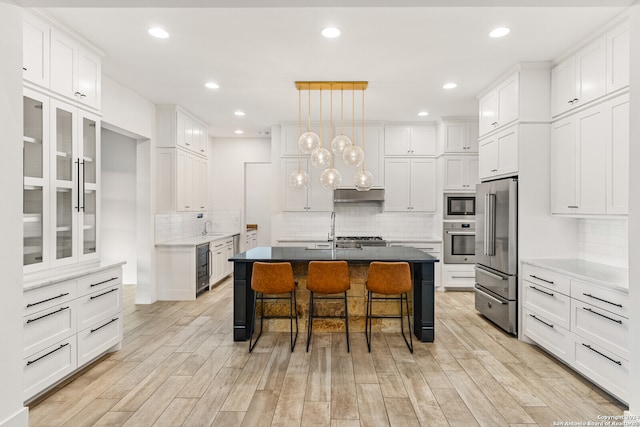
[578,218,628,268]
[280,204,439,240]
[155,210,240,243]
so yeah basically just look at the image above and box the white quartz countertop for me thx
[156,232,239,247]
[522,258,628,293]
[386,237,442,244]
[24,260,127,291]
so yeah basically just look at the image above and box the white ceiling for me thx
[25,1,632,137]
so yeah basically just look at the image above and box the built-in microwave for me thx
[444,193,475,221]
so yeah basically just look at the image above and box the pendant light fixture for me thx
[342,88,365,168]
[310,88,331,170]
[319,88,342,189]
[289,89,310,188]
[353,88,373,191]
[331,89,352,156]
[298,87,320,154]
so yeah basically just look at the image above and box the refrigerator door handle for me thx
[487,193,496,256]
[483,193,489,256]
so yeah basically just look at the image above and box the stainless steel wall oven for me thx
[443,221,475,264]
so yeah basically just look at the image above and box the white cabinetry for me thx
[441,119,479,153]
[157,147,208,213]
[282,158,333,212]
[522,262,629,403]
[23,13,50,88]
[478,72,519,137]
[157,106,209,158]
[442,264,475,290]
[443,156,479,191]
[478,125,518,181]
[50,28,101,110]
[551,22,628,118]
[334,125,384,188]
[384,158,436,212]
[23,266,123,402]
[385,125,436,156]
[211,237,234,285]
[245,229,258,250]
[551,93,628,215]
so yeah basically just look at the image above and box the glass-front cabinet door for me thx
[50,99,77,266]
[79,112,99,259]
[23,90,49,272]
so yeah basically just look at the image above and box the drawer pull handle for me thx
[581,343,622,366]
[529,314,554,329]
[26,343,69,366]
[26,306,70,324]
[582,293,622,308]
[26,293,70,308]
[90,277,119,287]
[90,288,118,300]
[582,307,622,324]
[529,274,554,285]
[530,286,554,297]
[90,317,118,334]
[451,276,474,279]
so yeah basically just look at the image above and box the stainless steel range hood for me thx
[333,188,384,203]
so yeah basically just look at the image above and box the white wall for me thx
[102,75,154,140]
[0,4,29,426]
[627,1,640,417]
[209,136,271,232]
[245,163,272,246]
[101,128,137,283]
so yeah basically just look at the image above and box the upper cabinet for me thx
[156,106,209,158]
[384,158,436,212]
[478,72,519,137]
[441,118,479,153]
[551,21,629,118]
[50,29,101,111]
[23,13,50,88]
[384,125,436,156]
[478,125,519,181]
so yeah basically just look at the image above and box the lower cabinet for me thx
[521,262,629,403]
[441,264,475,290]
[211,238,234,285]
[245,229,258,250]
[23,265,123,402]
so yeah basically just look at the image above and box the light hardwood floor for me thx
[28,279,627,426]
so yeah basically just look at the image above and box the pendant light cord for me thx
[361,88,365,172]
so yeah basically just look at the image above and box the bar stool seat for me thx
[306,260,351,352]
[249,262,298,352]
[365,261,413,353]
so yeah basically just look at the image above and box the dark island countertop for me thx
[229,246,439,263]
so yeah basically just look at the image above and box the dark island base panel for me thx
[231,246,437,343]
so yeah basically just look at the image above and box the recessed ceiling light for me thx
[321,27,341,38]
[148,27,169,39]
[234,111,245,116]
[442,83,458,89]
[489,27,510,38]
[205,82,219,89]
[234,130,244,135]
[418,111,429,117]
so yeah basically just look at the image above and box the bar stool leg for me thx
[365,290,372,352]
[306,291,314,352]
[401,292,413,353]
[290,290,299,352]
[343,291,350,353]
[249,291,265,353]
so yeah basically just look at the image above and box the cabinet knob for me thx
[74,91,82,97]
[23,67,27,71]
[573,98,579,103]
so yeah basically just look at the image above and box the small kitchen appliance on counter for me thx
[474,177,518,335]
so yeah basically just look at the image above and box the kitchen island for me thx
[230,246,438,343]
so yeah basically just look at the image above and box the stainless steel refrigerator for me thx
[474,177,517,335]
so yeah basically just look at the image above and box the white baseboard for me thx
[0,407,28,427]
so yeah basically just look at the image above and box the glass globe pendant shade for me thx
[353,170,374,191]
[342,144,364,168]
[331,134,352,156]
[298,131,320,154]
[288,168,310,188]
[320,167,342,190]
[310,146,331,169]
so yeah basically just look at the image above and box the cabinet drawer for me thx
[24,337,77,401]
[522,308,573,362]
[571,299,628,360]
[523,280,571,329]
[24,281,76,317]
[522,264,570,296]
[77,268,122,296]
[24,301,76,358]
[443,266,475,288]
[572,335,628,404]
[571,280,628,319]
[77,285,122,331]
[77,315,122,367]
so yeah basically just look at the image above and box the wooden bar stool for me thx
[365,261,413,353]
[306,260,351,352]
[249,262,298,353]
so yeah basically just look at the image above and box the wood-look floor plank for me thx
[331,353,358,420]
[177,344,236,398]
[306,346,331,402]
[377,373,409,399]
[271,373,307,427]
[396,361,449,426]
[151,397,198,427]
[412,345,453,389]
[211,411,246,427]
[93,411,134,426]
[121,375,189,427]
[445,369,509,427]
[355,383,389,427]
[257,333,294,391]
[242,390,280,427]
[181,367,242,426]
[221,352,271,411]
[432,387,480,427]
[385,397,420,427]
[350,334,378,385]
[301,401,331,426]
